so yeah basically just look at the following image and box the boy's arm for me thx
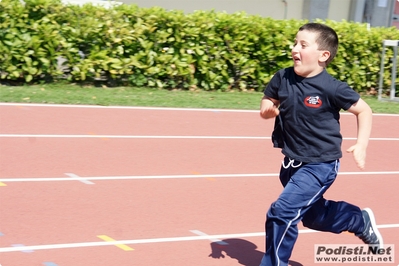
[260,95,280,119]
[346,98,373,170]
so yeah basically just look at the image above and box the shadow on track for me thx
[209,238,303,266]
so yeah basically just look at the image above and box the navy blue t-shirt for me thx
[264,67,360,163]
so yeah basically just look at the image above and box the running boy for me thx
[259,23,383,266]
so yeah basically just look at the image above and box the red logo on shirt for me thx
[304,96,322,108]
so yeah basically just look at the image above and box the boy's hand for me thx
[260,97,280,119]
[346,98,372,170]
[346,144,367,170]
[260,106,280,119]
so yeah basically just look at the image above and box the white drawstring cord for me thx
[282,158,302,169]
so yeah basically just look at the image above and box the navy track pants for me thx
[259,157,364,266]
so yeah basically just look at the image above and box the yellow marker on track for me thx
[0,182,7,186]
[97,235,134,251]
[192,171,216,181]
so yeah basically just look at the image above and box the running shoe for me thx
[356,208,384,250]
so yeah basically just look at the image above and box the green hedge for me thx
[1,0,398,93]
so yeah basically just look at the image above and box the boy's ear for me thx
[319,50,331,63]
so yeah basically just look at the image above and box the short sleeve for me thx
[264,71,282,100]
[334,82,360,110]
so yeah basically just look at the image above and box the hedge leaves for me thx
[1,0,398,93]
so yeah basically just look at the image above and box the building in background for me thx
[391,0,399,27]
[114,0,398,28]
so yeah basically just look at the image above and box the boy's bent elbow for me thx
[260,97,279,119]
[347,98,372,117]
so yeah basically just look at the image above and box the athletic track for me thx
[0,102,398,266]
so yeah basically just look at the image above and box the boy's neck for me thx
[295,66,325,78]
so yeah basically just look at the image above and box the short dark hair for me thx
[298,23,338,65]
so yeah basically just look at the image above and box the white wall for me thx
[328,0,351,22]
[98,0,397,27]
[118,0,305,20]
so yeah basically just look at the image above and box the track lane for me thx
[0,104,398,266]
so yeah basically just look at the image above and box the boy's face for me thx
[291,30,328,77]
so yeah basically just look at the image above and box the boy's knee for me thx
[267,201,296,219]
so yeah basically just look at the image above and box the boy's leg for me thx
[303,201,383,248]
[260,159,339,266]
[302,198,364,234]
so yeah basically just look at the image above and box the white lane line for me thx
[190,230,229,245]
[10,244,34,253]
[0,173,277,182]
[0,171,398,183]
[0,134,269,140]
[0,102,258,112]
[65,173,94,185]
[0,224,397,253]
[1,103,399,116]
[1,134,399,141]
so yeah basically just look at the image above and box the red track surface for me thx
[0,103,398,266]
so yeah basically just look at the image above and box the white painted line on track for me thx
[10,244,34,253]
[0,103,258,113]
[0,224,397,253]
[190,230,229,245]
[1,103,398,116]
[1,134,399,141]
[0,173,276,182]
[65,173,94,185]
[0,134,269,140]
[0,171,398,183]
